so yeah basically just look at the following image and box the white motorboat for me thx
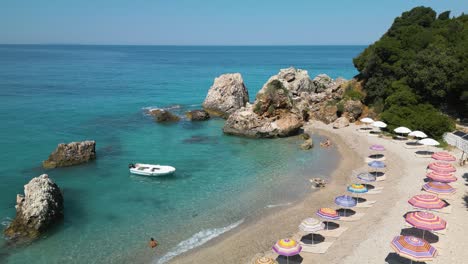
[128,163,176,176]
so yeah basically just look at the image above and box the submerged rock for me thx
[43,140,96,169]
[301,138,314,150]
[202,73,249,118]
[4,174,64,241]
[149,109,180,123]
[185,110,210,121]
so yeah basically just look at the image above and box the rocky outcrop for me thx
[342,100,363,122]
[186,110,210,121]
[223,105,302,138]
[149,109,180,123]
[43,141,96,169]
[4,174,64,241]
[333,117,350,129]
[301,138,313,150]
[316,105,338,124]
[202,73,249,118]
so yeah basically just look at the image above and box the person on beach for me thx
[149,238,158,249]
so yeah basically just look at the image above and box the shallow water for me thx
[0,45,363,263]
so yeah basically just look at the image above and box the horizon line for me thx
[0,43,370,47]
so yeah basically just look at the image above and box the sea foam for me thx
[155,219,244,264]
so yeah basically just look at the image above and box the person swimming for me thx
[320,138,332,147]
[149,237,158,249]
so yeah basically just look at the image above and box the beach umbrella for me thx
[369,144,385,151]
[316,208,340,230]
[253,257,278,264]
[335,195,357,216]
[422,182,456,196]
[360,117,374,124]
[418,138,440,146]
[368,160,386,169]
[426,171,457,183]
[390,236,437,263]
[357,172,376,182]
[405,211,447,238]
[272,239,302,264]
[298,218,325,244]
[408,194,446,210]
[372,121,387,128]
[409,131,427,138]
[432,152,456,162]
[347,184,368,203]
[394,127,412,134]
[428,162,456,173]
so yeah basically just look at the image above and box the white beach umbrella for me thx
[360,117,374,124]
[418,138,440,146]
[394,127,412,134]
[409,131,427,138]
[372,121,387,128]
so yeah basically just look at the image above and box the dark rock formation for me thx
[149,109,180,123]
[4,174,64,241]
[43,140,96,169]
[185,110,210,121]
[202,73,249,118]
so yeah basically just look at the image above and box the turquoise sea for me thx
[0,45,363,263]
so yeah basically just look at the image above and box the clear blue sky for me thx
[0,0,466,45]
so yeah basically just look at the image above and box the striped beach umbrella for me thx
[272,239,301,264]
[391,236,437,263]
[369,144,385,151]
[347,184,368,194]
[432,152,456,162]
[298,218,324,244]
[428,162,456,173]
[405,211,446,233]
[253,257,278,264]
[316,208,340,230]
[357,172,376,182]
[316,208,340,220]
[426,171,457,183]
[408,194,446,210]
[422,182,456,195]
[368,160,386,169]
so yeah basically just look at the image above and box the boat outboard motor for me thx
[128,163,135,168]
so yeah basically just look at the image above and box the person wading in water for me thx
[149,238,158,249]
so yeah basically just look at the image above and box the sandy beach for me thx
[171,122,468,264]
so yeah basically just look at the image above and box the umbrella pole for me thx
[311,233,314,245]
[287,256,289,264]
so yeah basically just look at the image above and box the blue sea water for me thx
[0,45,364,264]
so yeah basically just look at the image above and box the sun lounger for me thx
[338,213,365,222]
[316,226,349,237]
[376,175,387,181]
[356,200,377,208]
[365,189,382,195]
[299,241,334,254]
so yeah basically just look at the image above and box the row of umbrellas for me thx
[390,144,458,263]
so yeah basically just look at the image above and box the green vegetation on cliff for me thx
[353,6,466,138]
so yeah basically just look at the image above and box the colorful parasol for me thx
[369,144,385,151]
[408,194,446,210]
[431,152,456,162]
[368,160,386,169]
[405,211,446,232]
[272,239,302,259]
[391,236,437,262]
[422,182,456,195]
[427,162,456,173]
[426,171,457,183]
[357,172,376,182]
[316,208,340,220]
[253,257,278,264]
[298,218,325,233]
[347,184,368,194]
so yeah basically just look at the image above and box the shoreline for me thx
[169,124,361,264]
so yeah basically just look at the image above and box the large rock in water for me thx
[4,174,64,241]
[149,109,180,123]
[202,73,249,118]
[185,110,210,121]
[223,105,302,138]
[43,140,96,169]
